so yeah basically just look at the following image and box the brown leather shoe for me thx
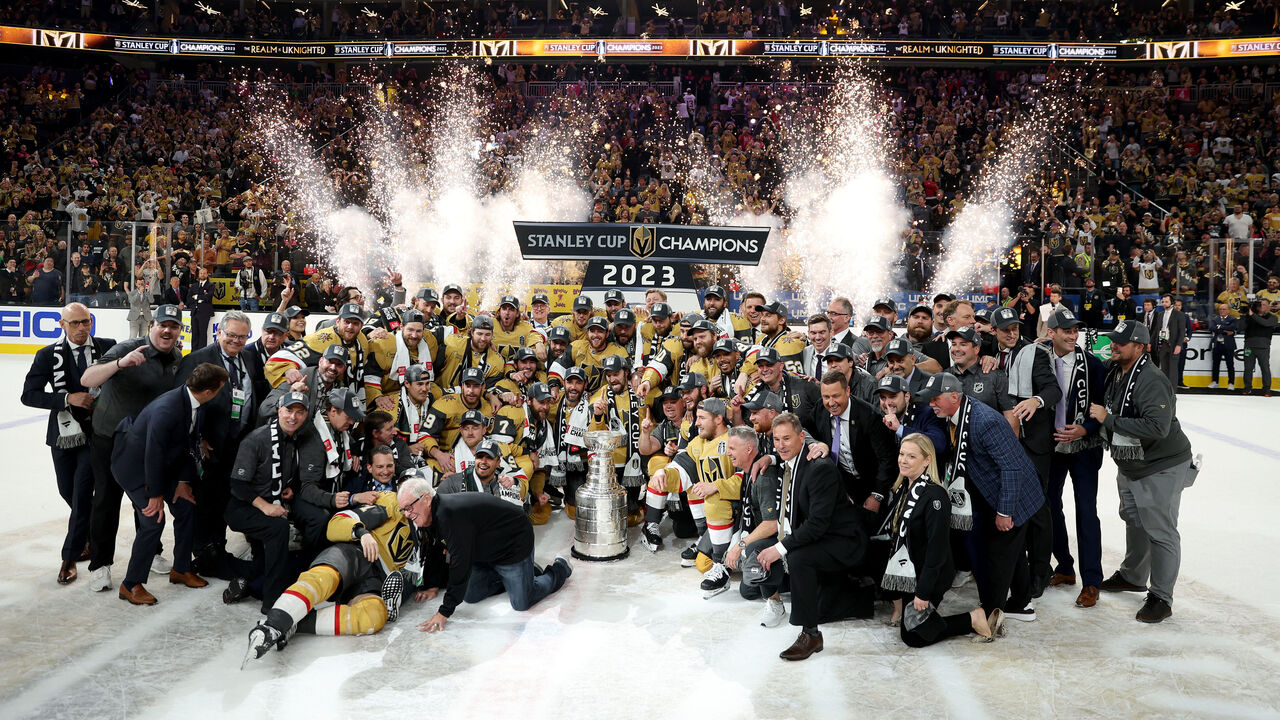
[626,507,645,528]
[118,582,158,605]
[1075,585,1100,608]
[78,544,91,562]
[169,570,209,588]
[57,561,78,585]
[1050,572,1077,587]
[779,630,823,661]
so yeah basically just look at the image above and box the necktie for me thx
[778,462,792,541]
[831,415,841,460]
[1000,349,1009,370]
[948,420,957,446]
[1054,355,1069,429]
[224,355,242,390]
[75,346,87,374]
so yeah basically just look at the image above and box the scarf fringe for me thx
[880,573,917,593]
[1056,436,1102,454]
[55,431,87,449]
[1107,443,1146,461]
[620,473,644,488]
[949,513,974,531]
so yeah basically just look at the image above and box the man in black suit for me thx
[162,275,187,308]
[805,371,897,517]
[111,362,228,604]
[756,412,867,661]
[1154,294,1187,386]
[176,310,262,578]
[188,267,217,350]
[902,243,928,291]
[21,303,116,584]
[0,257,26,303]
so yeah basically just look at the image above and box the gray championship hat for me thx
[974,307,994,325]
[474,439,502,458]
[604,289,625,304]
[441,283,464,297]
[991,306,1020,329]
[415,287,440,304]
[884,338,913,358]
[873,297,896,311]
[824,343,854,361]
[572,295,593,311]
[403,364,430,383]
[909,303,934,317]
[322,344,351,364]
[613,308,637,326]
[586,315,610,332]
[460,409,488,426]
[1047,308,1084,329]
[547,325,571,343]
[338,303,364,321]
[401,308,425,325]
[499,294,520,309]
[513,346,537,363]
[754,347,781,365]
[698,397,729,419]
[914,372,964,401]
[1108,319,1151,345]
[758,301,788,318]
[327,387,366,422]
[471,315,494,331]
[262,312,288,333]
[712,338,739,355]
[704,284,727,300]
[284,305,309,318]
[946,326,981,345]
[863,315,892,333]
[459,367,485,385]
[563,366,588,382]
[154,304,182,325]
[681,312,705,327]
[876,374,908,395]
[278,391,308,409]
[601,355,630,373]
[742,388,784,412]
[676,372,708,391]
[690,319,719,335]
[528,382,554,402]
[531,292,550,306]
[649,302,673,319]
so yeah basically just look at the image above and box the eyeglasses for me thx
[65,318,92,327]
[826,310,850,317]
[399,495,423,515]
[221,331,249,342]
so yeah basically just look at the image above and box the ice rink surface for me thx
[2,353,1278,720]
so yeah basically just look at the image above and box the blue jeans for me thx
[239,297,260,312]
[463,555,563,611]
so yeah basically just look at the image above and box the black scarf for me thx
[880,473,936,594]
[268,418,286,503]
[1056,344,1101,454]
[1102,353,1149,461]
[606,386,643,486]
[943,396,974,531]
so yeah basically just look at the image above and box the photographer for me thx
[1241,298,1277,396]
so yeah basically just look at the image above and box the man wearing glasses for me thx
[21,303,116,585]
[826,296,857,347]
[177,310,266,579]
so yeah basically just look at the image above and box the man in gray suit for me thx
[1154,294,1186,387]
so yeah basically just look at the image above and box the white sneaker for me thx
[1229,383,1236,390]
[951,570,973,589]
[758,597,786,627]
[1208,381,1219,389]
[150,554,172,574]
[89,565,112,592]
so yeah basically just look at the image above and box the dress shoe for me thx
[779,630,823,661]
[57,561,78,585]
[78,544,91,562]
[119,582,158,605]
[1075,585,1100,608]
[626,507,645,528]
[169,570,209,588]
[1100,571,1146,593]
[1050,572,1077,587]
[1136,593,1172,623]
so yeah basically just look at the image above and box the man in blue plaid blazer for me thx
[918,372,1046,623]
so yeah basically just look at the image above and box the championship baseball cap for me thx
[698,397,729,419]
[546,326,571,343]
[460,409,488,427]
[974,307,994,326]
[154,304,182,325]
[278,391,308,409]
[1047,308,1084,329]
[586,316,610,332]
[604,289,625,304]
[474,439,502,458]
[416,287,440,304]
[261,312,288,333]
[758,301,787,318]
[528,382,554,402]
[613,308,637,326]
[991,306,1020,329]
[680,312,705,327]
[742,388,784,412]
[824,343,854,361]
[513,346,537,363]
[572,295,593,311]
[909,303,933,317]
[441,283,464,297]
[459,367,485,385]
[884,338,913,358]
[914,372,964,401]
[873,297,896,312]
[876,374,908,395]
[677,372,708,391]
[564,366,588,382]
[649,302,673,319]
[863,315,892,333]
[932,293,955,304]
[1108,319,1151,345]
[712,338,739,355]
[471,315,494,331]
[327,388,365,423]
[338,303,364,321]
[530,292,550,306]
[322,344,350,364]
[601,355,629,373]
[404,364,430,383]
[658,386,682,404]
[401,309,425,325]
[284,305,309,318]
[946,326,980,345]
[704,284,727,300]
[754,347,781,365]
[690,319,718,334]
[499,294,519,310]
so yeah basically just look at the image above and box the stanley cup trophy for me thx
[572,430,630,561]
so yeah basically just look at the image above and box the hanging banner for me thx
[513,222,768,265]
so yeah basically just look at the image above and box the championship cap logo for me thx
[630,225,656,260]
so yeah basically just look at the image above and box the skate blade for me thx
[702,586,729,600]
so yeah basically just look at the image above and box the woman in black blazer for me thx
[884,433,1004,646]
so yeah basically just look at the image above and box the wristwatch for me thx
[737,540,746,549]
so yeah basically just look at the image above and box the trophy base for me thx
[571,546,631,562]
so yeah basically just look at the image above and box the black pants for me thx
[192,448,241,578]
[973,492,1031,614]
[120,483,195,587]
[1210,344,1235,384]
[787,532,864,628]
[88,434,125,571]
[900,608,974,648]
[226,499,292,613]
[191,314,211,351]
[51,444,94,564]
[1245,346,1272,391]
[292,498,334,549]
[1021,446,1053,590]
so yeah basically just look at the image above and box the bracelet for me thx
[116,358,122,369]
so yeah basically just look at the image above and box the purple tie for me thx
[831,415,841,458]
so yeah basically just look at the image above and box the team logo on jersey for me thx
[630,225,656,259]
[973,382,984,394]
[717,440,727,454]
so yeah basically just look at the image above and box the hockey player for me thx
[547,367,591,514]
[641,398,741,598]
[437,438,529,506]
[549,315,629,395]
[490,295,541,363]
[392,365,437,464]
[703,284,755,341]
[437,316,505,394]
[265,303,372,391]
[752,301,808,375]
[589,355,648,525]
[362,309,441,413]
[420,368,496,478]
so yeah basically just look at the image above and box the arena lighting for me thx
[799,4,812,15]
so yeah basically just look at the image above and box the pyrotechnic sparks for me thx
[122,0,146,9]
[1225,1,1243,10]
[589,6,606,16]
[195,2,220,15]
[799,5,812,16]
[652,5,669,17]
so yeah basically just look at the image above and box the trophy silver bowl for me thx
[571,430,630,561]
